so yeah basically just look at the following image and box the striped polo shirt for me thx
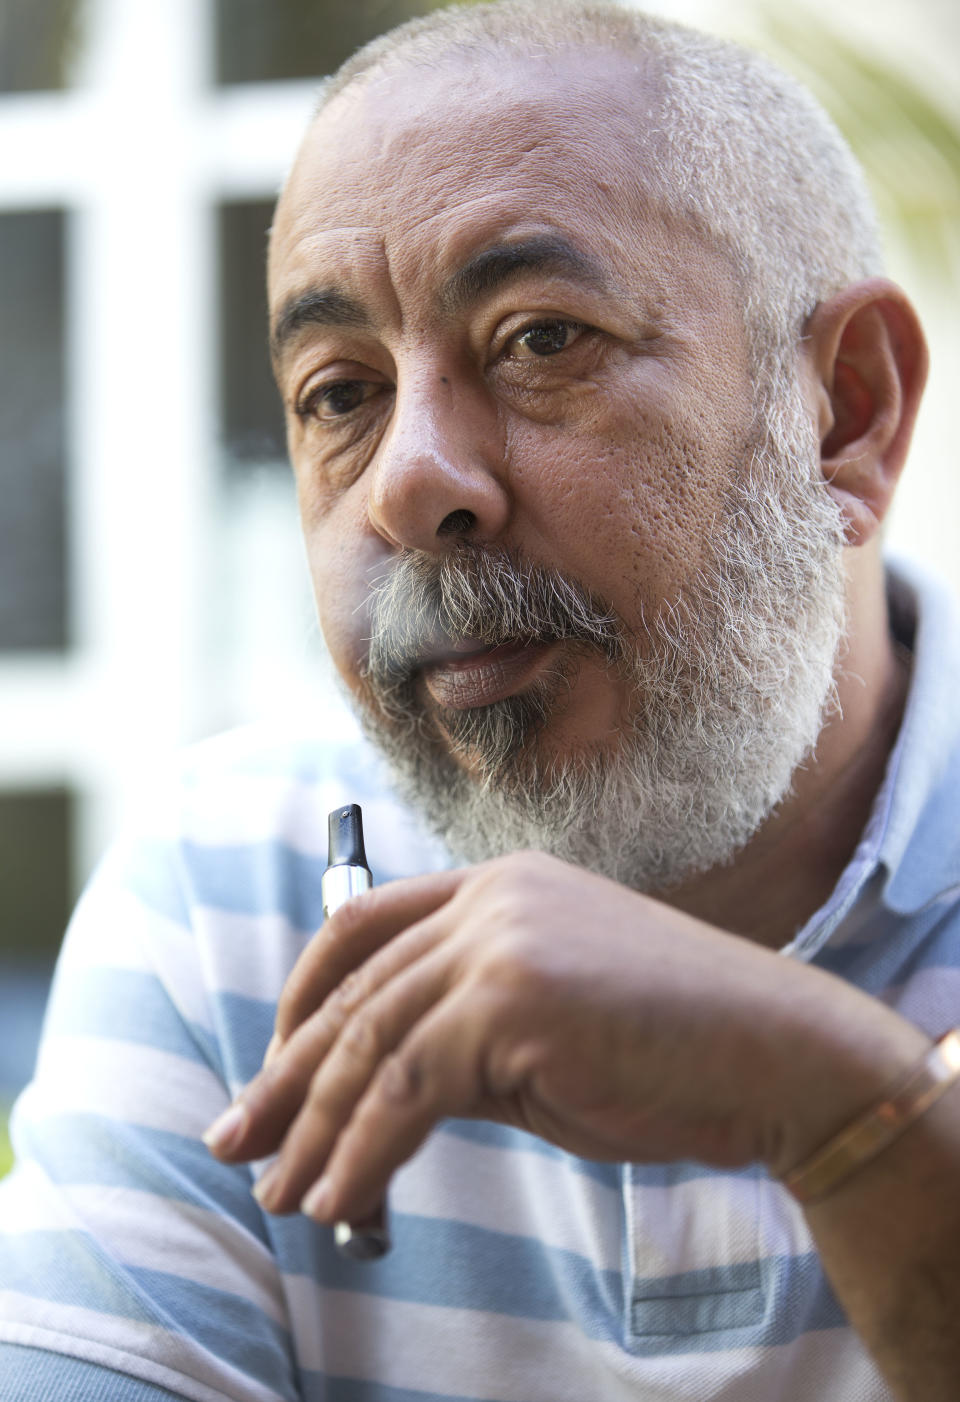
[1,559,958,1402]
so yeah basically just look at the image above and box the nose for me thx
[367,374,511,553]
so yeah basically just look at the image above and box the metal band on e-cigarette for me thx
[321,862,372,917]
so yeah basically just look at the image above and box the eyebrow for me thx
[270,233,615,362]
[440,234,614,312]
[270,287,371,361]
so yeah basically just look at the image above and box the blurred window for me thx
[215,0,450,85]
[0,210,68,652]
[0,0,81,94]
[0,787,73,1101]
[219,199,286,472]
[0,788,73,965]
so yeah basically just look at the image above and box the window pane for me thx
[219,199,286,471]
[215,0,452,85]
[0,0,81,94]
[0,787,73,965]
[0,787,73,1102]
[0,210,68,652]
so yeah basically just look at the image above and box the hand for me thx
[205,852,925,1225]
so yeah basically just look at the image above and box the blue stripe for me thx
[113,834,326,932]
[178,840,326,930]
[437,1118,623,1187]
[0,1229,161,1325]
[814,905,960,993]
[11,1111,266,1241]
[300,1373,507,1402]
[42,967,221,1074]
[126,1267,297,1398]
[0,1345,189,1402]
[626,1159,765,1189]
[441,1119,764,1191]
[44,963,285,1089]
[212,991,279,1084]
[0,1236,296,1399]
[267,1211,623,1338]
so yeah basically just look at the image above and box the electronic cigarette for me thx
[322,803,391,1260]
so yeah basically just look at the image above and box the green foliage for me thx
[746,5,960,283]
[0,1107,12,1179]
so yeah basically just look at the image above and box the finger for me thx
[252,944,458,1213]
[298,986,490,1226]
[273,868,468,1045]
[213,907,456,1163]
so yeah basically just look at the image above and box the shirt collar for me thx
[783,558,960,961]
[878,558,960,913]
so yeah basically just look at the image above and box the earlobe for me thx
[803,279,928,547]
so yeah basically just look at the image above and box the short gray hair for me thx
[318,0,883,386]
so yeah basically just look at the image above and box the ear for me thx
[802,278,928,546]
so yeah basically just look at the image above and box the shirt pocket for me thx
[622,1163,775,1352]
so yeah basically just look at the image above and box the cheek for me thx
[298,496,383,690]
[509,412,736,617]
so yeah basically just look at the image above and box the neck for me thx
[663,547,909,948]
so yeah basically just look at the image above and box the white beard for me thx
[354,387,847,894]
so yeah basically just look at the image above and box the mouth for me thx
[419,637,562,710]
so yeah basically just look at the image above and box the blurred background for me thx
[0,0,957,1169]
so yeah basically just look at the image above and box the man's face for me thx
[269,48,845,889]
[271,50,753,732]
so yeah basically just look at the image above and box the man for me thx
[1,3,958,1399]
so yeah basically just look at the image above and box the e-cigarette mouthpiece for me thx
[327,803,369,870]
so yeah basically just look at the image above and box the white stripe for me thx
[0,1158,81,1233]
[178,773,330,854]
[285,1278,644,1401]
[112,725,450,873]
[717,1327,892,1402]
[0,1300,286,1402]
[285,1278,884,1402]
[177,774,450,876]
[190,907,309,1003]
[30,1037,229,1135]
[59,884,165,975]
[626,1171,810,1279]
[624,1324,889,1402]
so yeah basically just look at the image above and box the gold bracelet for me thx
[783,1029,960,1205]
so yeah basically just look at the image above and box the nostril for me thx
[436,508,477,538]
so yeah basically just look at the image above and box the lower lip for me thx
[421,639,559,710]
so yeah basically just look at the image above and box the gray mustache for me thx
[363,546,627,691]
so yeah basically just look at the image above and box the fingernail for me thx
[263,1033,284,1068]
[202,1101,248,1154]
[253,1160,283,1211]
[301,1176,332,1221]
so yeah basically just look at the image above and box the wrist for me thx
[761,978,931,1180]
[781,1030,960,1203]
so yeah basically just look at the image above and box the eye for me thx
[511,319,585,358]
[299,378,384,422]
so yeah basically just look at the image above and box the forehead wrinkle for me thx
[271,286,372,363]
[440,233,617,315]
